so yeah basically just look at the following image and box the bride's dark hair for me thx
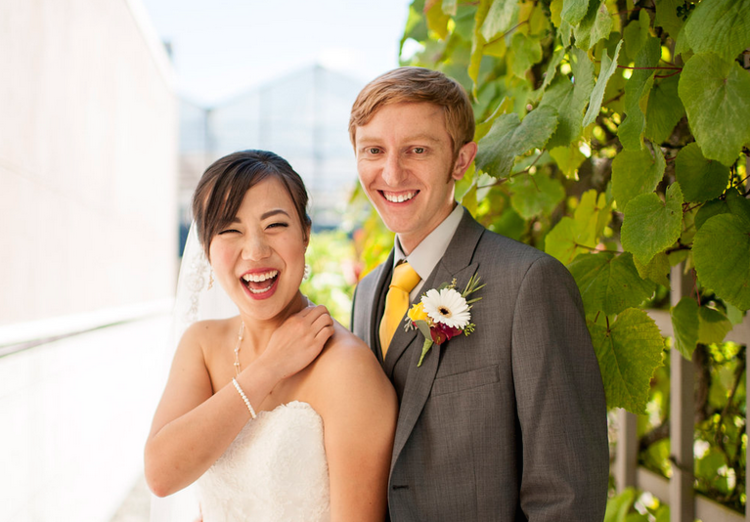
[192,149,312,260]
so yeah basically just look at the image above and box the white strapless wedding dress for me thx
[196,401,331,521]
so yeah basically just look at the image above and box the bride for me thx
[145,149,397,521]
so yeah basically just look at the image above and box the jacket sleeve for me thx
[511,255,609,521]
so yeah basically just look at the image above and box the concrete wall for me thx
[0,0,178,520]
[0,0,178,327]
[0,316,170,521]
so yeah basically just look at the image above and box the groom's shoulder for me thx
[473,224,551,268]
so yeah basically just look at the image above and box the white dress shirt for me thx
[393,203,465,302]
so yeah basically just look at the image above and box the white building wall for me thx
[0,0,178,326]
[0,1,178,520]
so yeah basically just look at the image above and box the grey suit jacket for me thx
[351,209,608,522]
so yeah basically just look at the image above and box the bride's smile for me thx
[209,176,309,324]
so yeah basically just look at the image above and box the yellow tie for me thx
[379,261,421,357]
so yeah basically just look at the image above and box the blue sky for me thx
[140,0,412,105]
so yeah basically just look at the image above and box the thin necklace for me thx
[234,321,245,376]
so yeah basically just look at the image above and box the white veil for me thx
[150,223,237,522]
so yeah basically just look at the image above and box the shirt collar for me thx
[393,203,465,280]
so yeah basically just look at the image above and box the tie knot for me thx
[391,262,420,293]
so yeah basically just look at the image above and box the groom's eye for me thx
[413,147,425,154]
[368,147,380,154]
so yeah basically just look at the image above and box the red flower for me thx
[430,322,462,344]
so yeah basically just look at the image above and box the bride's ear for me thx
[303,225,311,249]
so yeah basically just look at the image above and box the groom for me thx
[349,67,609,521]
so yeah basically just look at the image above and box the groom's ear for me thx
[451,141,478,181]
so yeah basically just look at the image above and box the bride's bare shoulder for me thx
[316,322,376,366]
[180,317,238,350]
[307,321,395,401]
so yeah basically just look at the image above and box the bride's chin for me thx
[238,286,306,321]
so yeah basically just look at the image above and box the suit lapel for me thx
[389,210,486,469]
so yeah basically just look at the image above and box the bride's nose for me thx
[241,232,271,261]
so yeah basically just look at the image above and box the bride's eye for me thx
[218,228,240,235]
[267,222,289,229]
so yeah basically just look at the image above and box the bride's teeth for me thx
[242,270,279,283]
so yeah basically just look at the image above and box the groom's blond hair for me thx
[348,67,475,159]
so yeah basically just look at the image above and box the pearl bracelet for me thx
[232,378,257,419]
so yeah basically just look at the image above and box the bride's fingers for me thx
[302,304,329,324]
[314,323,334,343]
[311,311,334,330]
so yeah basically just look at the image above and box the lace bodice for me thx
[196,401,331,521]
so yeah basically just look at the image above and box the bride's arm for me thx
[313,328,398,522]
[145,305,333,497]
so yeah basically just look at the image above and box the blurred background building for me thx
[178,64,364,253]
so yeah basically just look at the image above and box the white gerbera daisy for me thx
[421,288,471,329]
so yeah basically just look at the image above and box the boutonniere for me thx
[405,273,484,367]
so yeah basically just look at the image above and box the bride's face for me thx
[209,176,309,322]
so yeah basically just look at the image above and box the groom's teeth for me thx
[242,270,278,283]
[384,191,416,203]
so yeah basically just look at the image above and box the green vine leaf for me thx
[509,33,543,78]
[604,488,637,522]
[508,170,565,219]
[611,145,666,211]
[481,0,519,41]
[400,0,429,52]
[545,217,586,264]
[588,309,665,414]
[671,297,699,360]
[539,48,595,148]
[653,0,684,43]
[560,0,589,27]
[568,252,655,316]
[684,0,750,63]
[475,106,558,178]
[633,251,671,288]
[623,9,651,61]
[545,189,609,264]
[678,53,750,166]
[469,0,493,93]
[697,306,733,345]
[549,144,586,178]
[644,75,685,146]
[425,0,451,39]
[573,0,612,51]
[539,45,566,94]
[621,182,684,265]
[674,142,731,203]
[693,214,750,311]
[582,39,623,128]
[694,189,750,231]
[618,37,660,151]
[442,0,458,16]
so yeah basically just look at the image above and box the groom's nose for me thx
[381,152,407,186]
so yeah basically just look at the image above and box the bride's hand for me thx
[259,304,334,380]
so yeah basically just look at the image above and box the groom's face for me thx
[355,101,473,254]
